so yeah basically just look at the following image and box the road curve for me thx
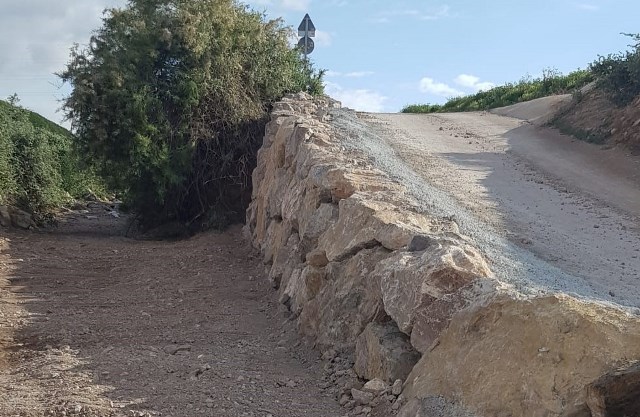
[331,107,640,310]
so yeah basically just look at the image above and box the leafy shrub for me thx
[590,33,640,106]
[0,100,106,217]
[402,69,593,113]
[60,0,324,230]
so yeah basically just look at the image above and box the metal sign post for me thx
[297,13,316,59]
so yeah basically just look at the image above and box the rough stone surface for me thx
[376,241,492,352]
[351,389,374,405]
[404,295,640,417]
[0,206,10,227]
[247,93,640,417]
[586,362,640,417]
[392,379,403,396]
[0,205,33,229]
[318,194,434,262]
[362,378,387,394]
[398,398,478,417]
[298,247,390,350]
[305,249,329,267]
[354,321,420,383]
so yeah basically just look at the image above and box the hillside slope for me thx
[0,100,70,138]
[0,100,105,219]
[552,89,640,152]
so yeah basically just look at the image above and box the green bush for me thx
[0,100,106,217]
[590,33,640,106]
[60,0,324,230]
[402,69,593,114]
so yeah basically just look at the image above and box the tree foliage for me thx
[60,0,324,230]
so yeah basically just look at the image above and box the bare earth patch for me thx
[0,206,343,416]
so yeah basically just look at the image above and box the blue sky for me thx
[263,0,640,112]
[1,0,638,123]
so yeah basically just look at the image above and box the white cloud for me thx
[1,0,318,126]
[375,5,450,22]
[344,71,374,78]
[419,78,464,97]
[280,0,311,11]
[0,0,127,125]
[454,74,495,92]
[325,70,374,78]
[249,0,311,11]
[419,5,451,20]
[325,81,387,113]
[576,3,599,11]
[314,30,333,47]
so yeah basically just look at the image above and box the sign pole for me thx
[304,17,309,61]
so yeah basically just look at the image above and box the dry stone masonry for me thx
[246,93,640,417]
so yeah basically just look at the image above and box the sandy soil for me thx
[332,108,640,309]
[0,206,344,417]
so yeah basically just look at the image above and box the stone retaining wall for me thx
[246,93,640,417]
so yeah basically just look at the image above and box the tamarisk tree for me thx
[61,0,323,230]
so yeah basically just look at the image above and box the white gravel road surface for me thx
[331,107,640,311]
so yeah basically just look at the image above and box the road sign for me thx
[298,14,316,58]
[298,14,316,38]
[297,36,315,55]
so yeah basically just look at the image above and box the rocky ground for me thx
[0,203,402,417]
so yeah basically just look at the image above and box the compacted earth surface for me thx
[332,107,640,309]
[0,204,345,417]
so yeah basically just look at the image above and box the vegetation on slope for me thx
[403,33,640,115]
[0,98,106,220]
[550,34,640,147]
[60,0,324,231]
[402,69,593,113]
[590,33,640,105]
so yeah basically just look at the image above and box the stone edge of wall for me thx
[246,93,640,417]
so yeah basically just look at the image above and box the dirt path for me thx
[0,206,344,416]
[331,108,640,309]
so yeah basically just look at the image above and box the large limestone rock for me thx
[268,231,300,290]
[280,265,326,317]
[298,202,338,259]
[317,193,435,263]
[298,247,391,350]
[354,321,421,383]
[307,165,404,202]
[403,295,640,417]
[376,238,492,352]
[398,398,478,417]
[0,205,33,229]
[586,362,640,417]
[0,206,10,227]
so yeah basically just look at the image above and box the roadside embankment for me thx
[246,93,640,417]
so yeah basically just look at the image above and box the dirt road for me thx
[332,107,640,309]
[0,207,344,416]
